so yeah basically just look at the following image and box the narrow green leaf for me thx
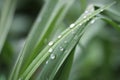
[9,0,75,80]
[69,19,106,80]
[19,2,115,80]
[99,15,120,31]
[0,0,17,53]
[53,47,75,80]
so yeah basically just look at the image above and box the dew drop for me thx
[46,60,48,64]
[69,23,75,28]
[90,19,95,24]
[48,41,54,46]
[58,35,62,39]
[49,48,53,53]
[85,10,89,14]
[60,47,64,51]
[79,23,82,26]
[50,54,56,59]
[100,9,104,12]
[83,16,87,18]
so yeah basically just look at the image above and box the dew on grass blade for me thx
[59,46,64,51]
[48,48,53,53]
[58,35,62,39]
[50,54,56,59]
[48,41,54,46]
[69,23,75,28]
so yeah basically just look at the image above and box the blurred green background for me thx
[0,0,120,80]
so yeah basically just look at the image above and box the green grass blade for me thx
[69,19,106,80]
[99,15,120,31]
[9,0,75,80]
[19,2,115,80]
[0,0,17,53]
[53,47,75,80]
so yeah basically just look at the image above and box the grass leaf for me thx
[19,2,115,80]
[0,0,17,53]
[9,0,75,80]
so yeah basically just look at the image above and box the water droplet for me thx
[48,41,54,46]
[60,47,64,51]
[79,23,82,26]
[64,41,67,43]
[85,10,89,13]
[50,54,56,59]
[58,35,62,39]
[49,48,53,53]
[100,9,103,12]
[69,23,75,28]
[83,16,87,18]
[90,19,95,24]
[46,60,48,64]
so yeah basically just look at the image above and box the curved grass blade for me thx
[9,0,75,80]
[0,0,17,53]
[19,2,115,80]
[69,18,106,80]
[99,15,120,31]
[53,47,75,80]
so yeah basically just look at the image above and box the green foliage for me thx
[0,0,120,80]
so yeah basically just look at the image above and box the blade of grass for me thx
[19,2,115,80]
[9,0,75,80]
[53,47,75,80]
[99,15,120,31]
[69,19,106,80]
[0,0,17,53]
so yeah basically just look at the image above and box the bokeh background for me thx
[0,0,120,80]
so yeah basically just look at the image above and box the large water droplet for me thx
[50,54,56,59]
[49,48,53,53]
[48,41,54,46]
[90,19,95,24]
[69,23,75,28]
[58,35,62,39]
[60,47,64,51]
